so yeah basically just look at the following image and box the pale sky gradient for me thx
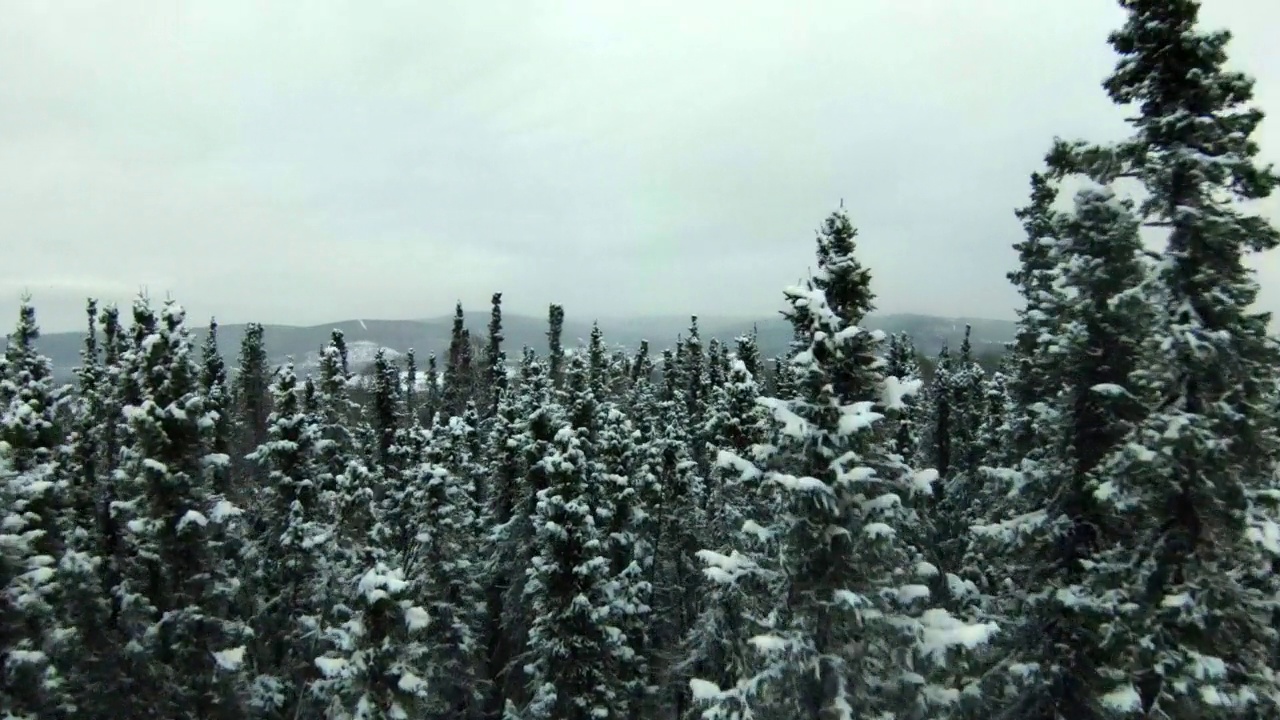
[2,0,1278,333]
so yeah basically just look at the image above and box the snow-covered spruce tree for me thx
[0,299,70,718]
[369,349,402,471]
[1005,172,1066,462]
[484,292,506,419]
[587,323,608,400]
[480,363,526,720]
[735,333,763,381]
[418,405,486,719]
[693,209,995,720]
[110,298,251,719]
[233,322,272,493]
[521,355,620,720]
[973,371,1012,472]
[593,392,653,720]
[442,301,474,420]
[246,361,332,718]
[312,562,433,720]
[201,319,258,648]
[769,354,795,399]
[683,339,782,717]
[971,186,1153,720]
[622,345,666,718]
[628,340,653,389]
[919,345,953,489]
[422,352,441,426]
[648,347,709,719]
[95,304,129,632]
[201,319,235,498]
[547,304,566,390]
[950,327,988,474]
[683,317,707,459]
[404,349,418,423]
[707,338,727,398]
[500,349,564,711]
[314,338,370,543]
[51,300,121,719]
[883,332,925,462]
[476,298,518,720]
[1041,0,1280,712]
[935,327,992,572]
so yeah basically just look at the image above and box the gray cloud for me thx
[2,0,1277,332]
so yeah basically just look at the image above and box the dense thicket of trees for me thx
[3,2,1280,718]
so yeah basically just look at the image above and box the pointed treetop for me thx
[813,208,876,325]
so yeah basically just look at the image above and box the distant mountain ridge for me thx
[9,312,1015,382]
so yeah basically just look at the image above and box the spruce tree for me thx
[883,332,925,462]
[246,361,331,718]
[695,209,994,719]
[975,186,1152,719]
[404,349,419,423]
[312,562,433,720]
[1006,173,1066,462]
[685,343,779,716]
[479,364,526,720]
[1046,0,1280,712]
[369,349,402,470]
[443,302,475,420]
[234,322,272,493]
[55,300,123,718]
[201,319,234,497]
[485,292,507,418]
[547,304,566,390]
[0,299,68,718]
[111,298,250,719]
[521,356,618,720]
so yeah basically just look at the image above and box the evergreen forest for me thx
[3,1,1280,718]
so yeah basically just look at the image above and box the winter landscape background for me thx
[4,1,1280,719]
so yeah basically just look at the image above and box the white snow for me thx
[688,678,722,702]
[176,510,208,531]
[404,605,430,632]
[910,469,939,496]
[697,549,758,584]
[358,565,409,602]
[212,646,245,671]
[398,670,427,693]
[315,656,348,677]
[918,609,998,660]
[838,401,883,436]
[897,584,931,603]
[1246,518,1280,555]
[881,375,924,410]
[142,458,168,475]
[203,452,231,469]
[716,450,762,482]
[748,634,788,654]
[740,519,772,542]
[834,590,868,608]
[864,522,895,539]
[209,499,242,523]
[1101,685,1142,712]
[758,397,810,439]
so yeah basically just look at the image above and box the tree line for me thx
[3,1,1279,718]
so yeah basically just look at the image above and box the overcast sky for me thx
[2,0,1278,333]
